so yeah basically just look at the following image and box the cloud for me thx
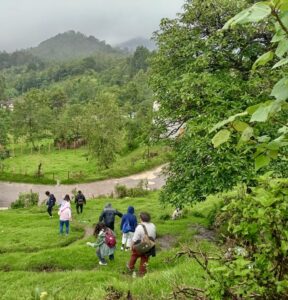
[0,0,184,52]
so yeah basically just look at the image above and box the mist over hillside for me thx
[116,37,156,52]
[27,31,122,62]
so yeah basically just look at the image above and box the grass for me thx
[0,144,171,184]
[0,191,221,300]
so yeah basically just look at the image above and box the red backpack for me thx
[105,229,116,248]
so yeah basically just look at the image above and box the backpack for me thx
[77,195,84,205]
[133,224,155,255]
[51,194,56,206]
[105,229,116,248]
[122,221,132,233]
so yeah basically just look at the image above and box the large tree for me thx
[13,89,52,149]
[81,93,125,168]
[150,0,278,207]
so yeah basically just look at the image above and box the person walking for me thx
[120,206,137,251]
[99,203,123,230]
[87,222,116,265]
[75,190,86,214]
[45,191,56,218]
[58,194,72,235]
[127,212,156,276]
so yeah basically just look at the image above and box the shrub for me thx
[209,176,288,298]
[11,191,39,209]
[114,179,149,198]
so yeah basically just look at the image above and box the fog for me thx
[0,0,184,52]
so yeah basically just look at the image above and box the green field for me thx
[0,192,220,300]
[0,144,171,184]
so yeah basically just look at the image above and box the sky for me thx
[0,0,184,52]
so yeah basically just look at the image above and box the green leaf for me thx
[257,135,271,143]
[212,129,231,148]
[232,120,249,132]
[250,103,271,122]
[255,154,271,171]
[246,103,261,115]
[252,51,274,70]
[272,57,288,69]
[209,112,247,133]
[223,2,271,29]
[271,77,288,100]
[241,126,254,142]
[268,150,278,159]
[275,38,288,57]
[278,126,288,134]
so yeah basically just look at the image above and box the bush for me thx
[114,180,149,198]
[11,192,39,209]
[208,176,288,298]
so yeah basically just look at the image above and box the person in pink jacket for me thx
[58,194,72,235]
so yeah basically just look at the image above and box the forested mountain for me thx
[116,37,156,52]
[28,31,121,62]
[0,30,155,166]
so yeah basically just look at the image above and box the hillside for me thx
[116,37,156,52]
[0,191,219,299]
[28,31,122,62]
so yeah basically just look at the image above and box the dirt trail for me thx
[0,165,167,208]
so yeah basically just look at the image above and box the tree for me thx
[0,108,10,148]
[12,89,52,148]
[81,93,124,168]
[0,75,6,100]
[149,0,280,206]
[128,46,151,77]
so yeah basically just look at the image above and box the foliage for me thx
[81,94,125,168]
[150,0,280,207]
[0,108,10,148]
[11,191,39,209]
[191,177,288,299]
[212,0,288,171]
[12,89,52,148]
[114,179,149,198]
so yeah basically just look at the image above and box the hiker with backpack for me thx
[45,191,56,218]
[127,212,156,276]
[87,222,116,266]
[58,194,72,235]
[120,206,137,251]
[99,203,123,230]
[75,190,86,214]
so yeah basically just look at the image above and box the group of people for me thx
[45,190,86,234]
[89,203,156,276]
[45,190,157,276]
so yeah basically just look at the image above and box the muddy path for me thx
[0,165,167,208]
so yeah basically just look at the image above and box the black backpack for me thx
[51,194,56,206]
[77,195,85,204]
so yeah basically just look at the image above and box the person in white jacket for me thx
[59,194,72,235]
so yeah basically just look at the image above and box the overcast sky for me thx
[0,0,184,52]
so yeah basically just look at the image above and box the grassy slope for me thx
[0,144,171,184]
[0,192,221,300]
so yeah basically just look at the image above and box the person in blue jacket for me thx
[120,206,137,251]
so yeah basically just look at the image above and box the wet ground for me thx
[0,165,166,208]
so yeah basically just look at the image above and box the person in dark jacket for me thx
[99,203,123,231]
[45,191,56,218]
[120,206,137,251]
[75,190,86,214]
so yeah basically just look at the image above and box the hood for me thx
[127,206,134,214]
